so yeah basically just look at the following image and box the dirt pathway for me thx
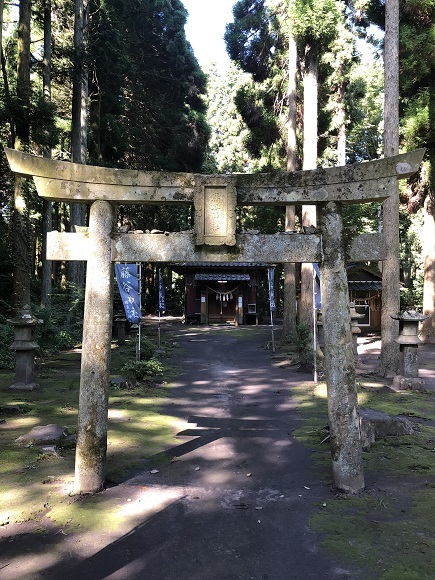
[1,325,363,580]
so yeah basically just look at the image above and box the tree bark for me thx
[69,0,89,288]
[380,0,400,376]
[40,0,53,310]
[319,201,364,493]
[12,0,32,312]
[421,197,435,342]
[299,47,317,332]
[337,73,346,166]
[283,31,298,338]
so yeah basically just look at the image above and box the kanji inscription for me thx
[194,177,237,246]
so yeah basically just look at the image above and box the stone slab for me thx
[9,382,40,391]
[15,424,68,445]
[359,407,414,449]
[47,231,386,263]
[5,147,425,205]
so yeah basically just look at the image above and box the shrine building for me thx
[172,262,270,325]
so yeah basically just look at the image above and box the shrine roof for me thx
[348,281,382,291]
[172,262,270,268]
[194,273,251,281]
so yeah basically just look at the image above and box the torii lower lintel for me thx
[47,231,386,264]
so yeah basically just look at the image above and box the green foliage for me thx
[292,323,313,366]
[234,82,281,160]
[0,324,15,369]
[121,358,163,382]
[291,0,344,47]
[225,0,279,82]
[138,336,156,361]
[343,202,380,233]
[88,0,210,171]
[345,59,384,163]
[203,62,262,174]
[399,208,424,310]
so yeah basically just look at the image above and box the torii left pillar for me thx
[74,200,115,493]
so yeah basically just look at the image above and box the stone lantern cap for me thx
[391,310,428,322]
[7,304,43,326]
[391,310,428,346]
[8,305,42,351]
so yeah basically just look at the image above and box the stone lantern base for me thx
[392,375,426,392]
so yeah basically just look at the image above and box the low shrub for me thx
[121,358,163,382]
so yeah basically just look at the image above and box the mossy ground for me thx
[293,374,435,578]
[0,328,180,532]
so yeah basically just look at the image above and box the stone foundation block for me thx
[359,407,414,450]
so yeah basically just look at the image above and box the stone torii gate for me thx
[5,147,424,495]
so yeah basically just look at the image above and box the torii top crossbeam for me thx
[5,147,425,205]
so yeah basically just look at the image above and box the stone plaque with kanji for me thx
[194,176,237,246]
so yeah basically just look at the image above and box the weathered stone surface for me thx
[33,177,195,204]
[74,200,115,494]
[359,408,414,444]
[5,147,425,205]
[9,381,40,391]
[319,201,365,493]
[16,424,68,445]
[392,375,427,392]
[194,176,237,246]
[48,231,386,264]
[348,233,385,262]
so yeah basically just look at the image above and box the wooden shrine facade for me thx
[173,262,267,325]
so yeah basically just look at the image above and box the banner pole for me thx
[270,310,275,353]
[313,264,317,382]
[158,310,161,349]
[267,268,276,353]
[137,262,141,362]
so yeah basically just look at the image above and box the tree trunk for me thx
[421,196,435,342]
[380,0,400,376]
[299,47,317,332]
[12,0,32,312]
[283,31,297,338]
[40,0,53,310]
[69,0,89,289]
[0,31,14,146]
[337,74,346,166]
[421,53,435,342]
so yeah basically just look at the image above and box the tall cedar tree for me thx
[368,0,435,342]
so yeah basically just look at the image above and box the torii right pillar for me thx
[319,201,365,493]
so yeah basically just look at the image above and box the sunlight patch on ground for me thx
[0,551,62,580]
[118,486,184,519]
[314,383,328,399]
[2,416,40,430]
[108,408,126,419]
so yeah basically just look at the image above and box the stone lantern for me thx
[8,305,42,391]
[391,310,428,390]
[349,302,365,357]
[316,309,324,349]
[113,315,127,345]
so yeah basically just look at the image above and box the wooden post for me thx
[319,201,364,493]
[74,200,115,494]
